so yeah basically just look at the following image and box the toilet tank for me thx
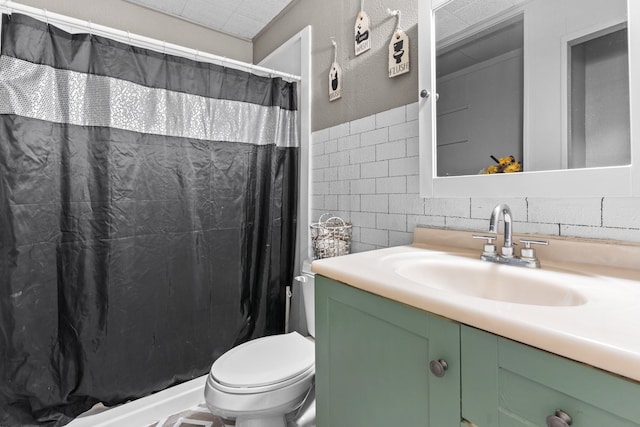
[300,259,315,337]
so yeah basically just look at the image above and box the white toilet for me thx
[204,261,315,427]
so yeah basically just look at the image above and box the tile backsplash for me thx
[311,103,640,253]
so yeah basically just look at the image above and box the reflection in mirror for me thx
[568,25,629,169]
[434,0,629,177]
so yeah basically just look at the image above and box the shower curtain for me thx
[0,13,298,426]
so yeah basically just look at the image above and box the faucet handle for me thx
[519,239,549,260]
[473,234,497,242]
[472,234,498,256]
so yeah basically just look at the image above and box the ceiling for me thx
[125,0,294,40]
[435,0,528,76]
[436,0,527,42]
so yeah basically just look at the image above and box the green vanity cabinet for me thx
[315,275,462,426]
[316,275,640,427]
[461,326,640,427]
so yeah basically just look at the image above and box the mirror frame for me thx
[418,0,640,197]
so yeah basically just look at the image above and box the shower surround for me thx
[0,13,299,426]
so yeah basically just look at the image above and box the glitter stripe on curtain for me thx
[0,13,298,426]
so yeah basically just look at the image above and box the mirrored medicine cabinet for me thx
[418,0,640,197]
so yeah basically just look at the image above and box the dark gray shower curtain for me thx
[0,13,298,426]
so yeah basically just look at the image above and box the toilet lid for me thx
[211,332,314,388]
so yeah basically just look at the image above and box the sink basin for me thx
[393,256,587,307]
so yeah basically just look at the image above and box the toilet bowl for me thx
[204,261,315,427]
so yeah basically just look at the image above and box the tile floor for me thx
[146,402,230,427]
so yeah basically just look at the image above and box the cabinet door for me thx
[461,326,640,427]
[316,276,460,427]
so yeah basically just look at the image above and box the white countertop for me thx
[311,228,640,383]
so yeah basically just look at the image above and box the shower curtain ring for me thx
[43,8,49,26]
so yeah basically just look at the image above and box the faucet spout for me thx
[489,203,513,249]
[474,203,548,268]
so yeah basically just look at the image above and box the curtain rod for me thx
[0,1,301,82]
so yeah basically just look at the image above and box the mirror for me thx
[418,0,640,197]
[436,10,525,177]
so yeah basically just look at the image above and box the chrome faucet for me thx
[473,203,548,268]
[489,203,514,256]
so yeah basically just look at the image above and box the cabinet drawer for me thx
[499,337,640,426]
[499,366,638,426]
[462,326,640,427]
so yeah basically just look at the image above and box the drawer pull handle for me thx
[429,359,448,377]
[546,409,573,427]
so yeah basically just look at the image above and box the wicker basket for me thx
[310,214,352,259]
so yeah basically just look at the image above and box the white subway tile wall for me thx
[311,103,640,253]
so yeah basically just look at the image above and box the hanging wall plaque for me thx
[387,9,410,78]
[329,61,343,101]
[329,39,342,101]
[354,10,371,56]
[388,30,409,77]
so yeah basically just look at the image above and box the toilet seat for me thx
[210,332,314,394]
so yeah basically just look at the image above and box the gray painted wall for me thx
[12,0,253,62]
[254,0,418,132]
